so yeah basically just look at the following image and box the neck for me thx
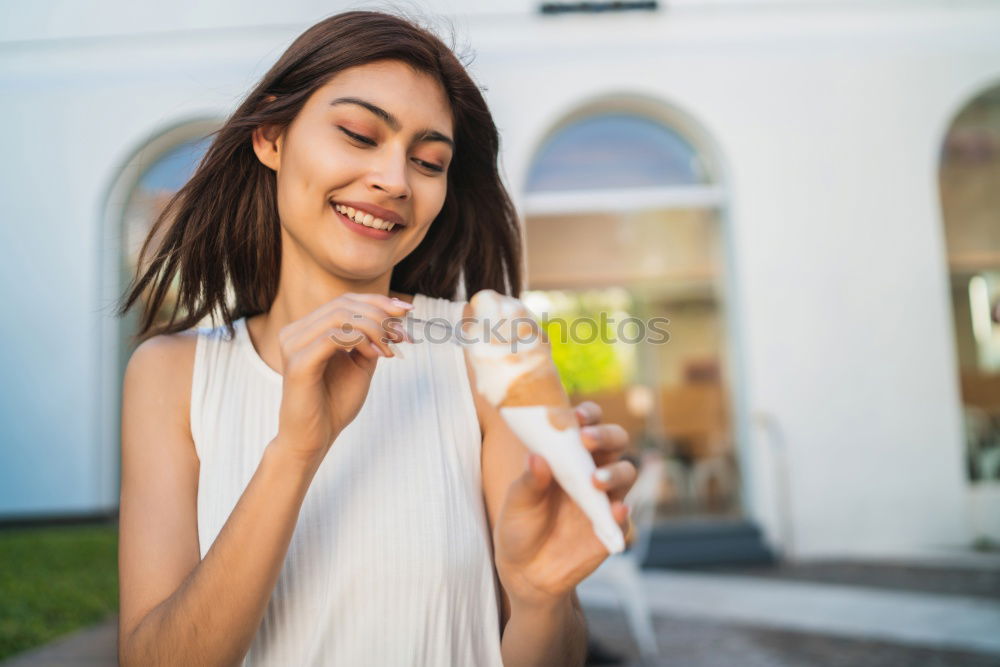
[244,239,412,376]
[267,266,393,332]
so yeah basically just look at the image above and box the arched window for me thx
[99,121,219,505]
[522,107,738,521]
[526,113,710,192]
[940,83,1000,484]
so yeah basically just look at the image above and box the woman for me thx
[116,10,637,666]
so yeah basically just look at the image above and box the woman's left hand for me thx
[493,401,637,609]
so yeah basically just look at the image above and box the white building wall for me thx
[1,0,998,556]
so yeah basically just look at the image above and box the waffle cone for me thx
[499,360,571,408]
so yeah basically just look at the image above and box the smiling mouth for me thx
[331,202,402,232]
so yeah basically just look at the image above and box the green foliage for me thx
[0,524,119,660]
[545,316,626,395]
[533,289,636,396]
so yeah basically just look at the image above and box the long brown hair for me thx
[116,10,523,344]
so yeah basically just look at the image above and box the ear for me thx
[251,95,283,172]
[251,124,283,172]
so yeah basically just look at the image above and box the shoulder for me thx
[123,328,202,430]
[125,329,200,381]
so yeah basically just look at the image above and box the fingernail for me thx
[391,297,415,310]
[387,341,405,359]
[581,426,599,440]
[388,321,413,345]
[369,342,384,357]
[594,468,612,483]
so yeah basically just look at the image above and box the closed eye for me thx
[339,126,376,146]
[338,126,446,174]
[415,160,444,173]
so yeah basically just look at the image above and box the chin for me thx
[322,257,391,282]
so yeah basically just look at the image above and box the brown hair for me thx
[116,9,523,344]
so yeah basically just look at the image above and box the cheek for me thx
[286,135,363,186]
[414,180,449,224]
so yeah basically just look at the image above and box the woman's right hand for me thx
[271,292,413,466]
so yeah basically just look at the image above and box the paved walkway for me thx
[577,569,1000,656]
[1,618,117,666]
[4,564,999,666]
[585,607,1000,667]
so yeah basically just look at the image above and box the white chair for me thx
[584,450,665,662]
[689,455,738,507]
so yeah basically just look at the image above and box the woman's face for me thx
[254,59,454,284]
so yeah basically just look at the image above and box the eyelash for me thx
[338,126,445,173]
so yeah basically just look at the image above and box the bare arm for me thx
[501,594,588,667]
[118,334,321,666]
[475,379,589,666]
[119,295,409,666]
[462,302,588,666]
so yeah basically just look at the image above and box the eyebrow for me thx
[330,96,455,150]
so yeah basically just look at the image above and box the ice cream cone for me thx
[467,289,625,555]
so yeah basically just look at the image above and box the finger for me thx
[580,423,629,456]
[289,308,395,359]
[592,460,638,501]
[507,453,554,510]
[288,327,380,380]
[346,292,415,319]
[300,303,402,357]
[340,296,414,344]
[335,298,411,346]
[611,500,630,524]
[302,332,381,373]
[327,314,399,358]
[529,453,554,490]
[289,292,413,339]
[611,500,631,534]
[574,401,603,427]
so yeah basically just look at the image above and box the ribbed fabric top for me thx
[190,293,504,666]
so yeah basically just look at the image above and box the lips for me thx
[330,202,401,240]
[331,200,407,228]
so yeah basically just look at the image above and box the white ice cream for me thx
[465,289,546,406]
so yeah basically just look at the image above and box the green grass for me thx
[0,523,119,660]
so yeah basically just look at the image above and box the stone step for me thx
[642,518,775,568]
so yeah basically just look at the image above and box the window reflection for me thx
[121,135,212,329]
[524,110,737,518]
[941,85,1000,483]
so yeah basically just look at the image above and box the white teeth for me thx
[334,203,399,231]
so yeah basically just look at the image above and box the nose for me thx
[365,145,411,200]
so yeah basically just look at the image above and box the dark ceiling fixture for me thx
[539,1,659,14]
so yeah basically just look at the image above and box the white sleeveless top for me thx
[190,293,504,666]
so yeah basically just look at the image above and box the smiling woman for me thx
[113,9,633,667]
[117,13,521,341]
[247,60,457,283]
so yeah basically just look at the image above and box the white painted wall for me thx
[1,0,997,556]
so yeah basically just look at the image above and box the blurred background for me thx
[1,0,999,665]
